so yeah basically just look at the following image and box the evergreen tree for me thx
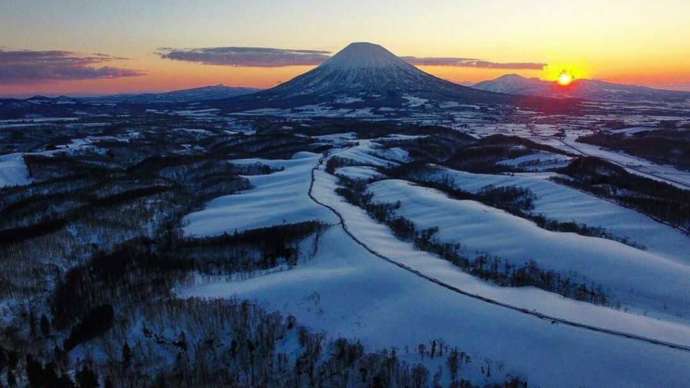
[40,314,51,337]
[122,342,132,369]
[75,365,99,388]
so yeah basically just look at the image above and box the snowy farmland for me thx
[418,167,690,263]
[182,152,338,237]
[365,178,690,321]
[180,153,690,387]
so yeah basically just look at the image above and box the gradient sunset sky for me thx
[2,0,690,97]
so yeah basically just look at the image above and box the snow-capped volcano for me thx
[217,42,518,110]
[266,42,448,99]
[322,42,412,69]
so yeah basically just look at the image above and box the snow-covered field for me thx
[563,137,690,188]
[179,157,690,387]
[331,140,410,167]
[543,135,690,189]
[0,153,31,188]
[182,152,338,237]
[366,178,690,321]
[0,133,142,189]
[312,131,357,145]
[334,165,383,181]
[402,94,428,107]
[166,96,690,385]
[421,167,690,263]
[496,151,572,171]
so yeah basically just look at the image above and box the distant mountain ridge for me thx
[84,84,260,104]
[0,85,260,119]
[474,74,690,102]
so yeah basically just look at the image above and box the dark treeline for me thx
[0,185,172,245]
[63,305,115,352]
[8,298,527,387]
[210,132,323,159]
[325,155,363,174]
[579,129,690,170]
[440,135,573,174]
[335,176,612,307]
[0,217,67,245]
[228,161,283,175]
[19,222,528,387]
[0,153,250,246]
[174,221,324,274]
[557,157,690,232]
[51,222,323,329]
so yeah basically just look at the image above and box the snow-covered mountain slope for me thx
[179,154,690,387]
[474,74,690,102]
[214,43,539,110]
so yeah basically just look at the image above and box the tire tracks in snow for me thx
[308,154,690,354]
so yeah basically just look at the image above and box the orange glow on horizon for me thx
[2,57,690,97]
[542,61,590,83]
[558,71,574,86]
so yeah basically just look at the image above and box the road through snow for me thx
[307,153,690,354]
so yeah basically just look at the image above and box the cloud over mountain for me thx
[157,47,331,67]
[157,46,544,70]
[0,50,144,83]
[402,57,545,70]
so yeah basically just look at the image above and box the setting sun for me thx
[558,71,574,86]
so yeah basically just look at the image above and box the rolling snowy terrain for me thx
[179,142,690,387]
[3,41,690,387]
[417,167,690,262]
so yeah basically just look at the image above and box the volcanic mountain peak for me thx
[217,42,531,110]
[321,42,413,70]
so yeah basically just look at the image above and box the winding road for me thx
[308,153,690,354]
